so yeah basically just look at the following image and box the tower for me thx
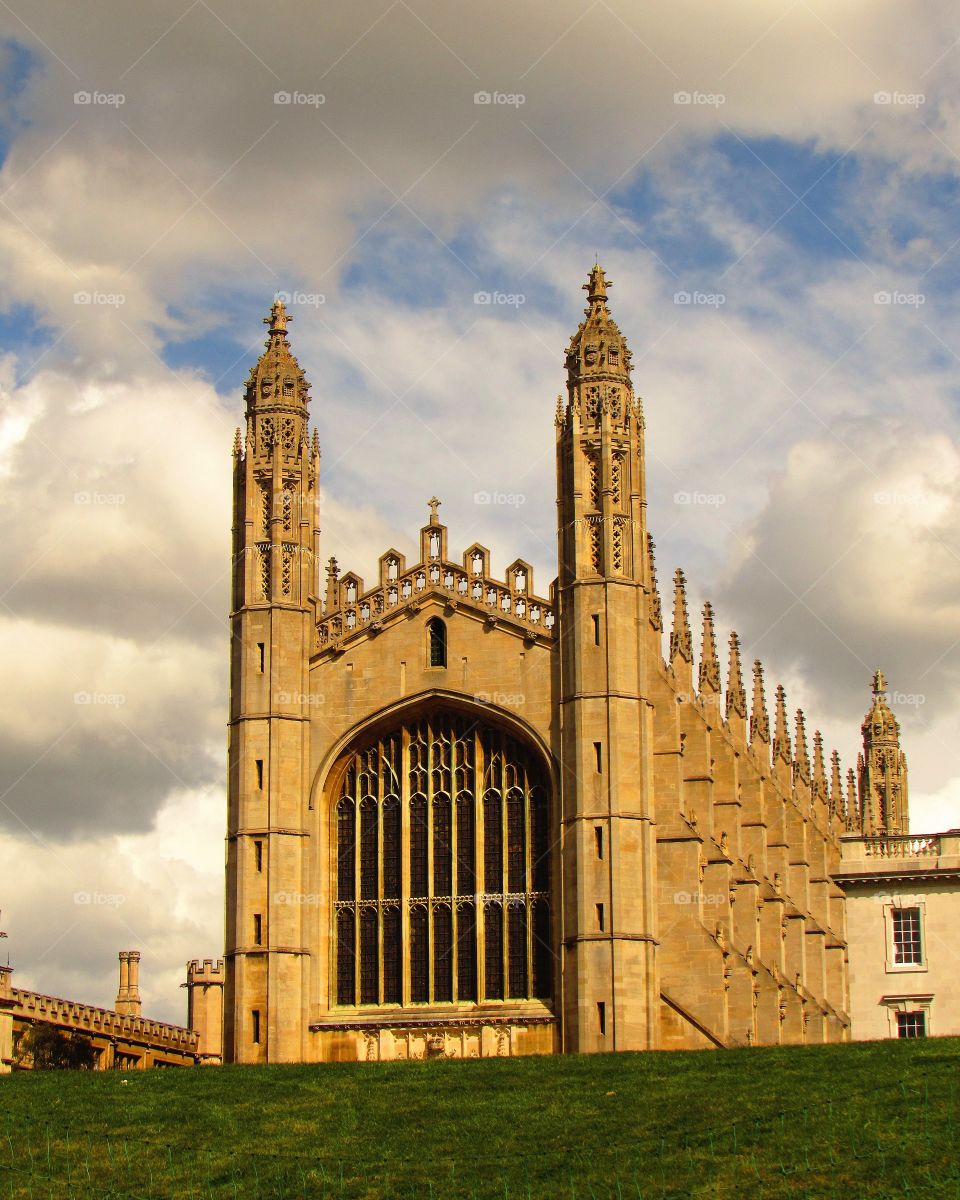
[555,265,659,1051]
[115,950,142,1017]
[224,298,321,1063]
[186,958,225,1065]
[857,670,909,834]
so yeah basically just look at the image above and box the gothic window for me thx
[332,714,550,1008]
[387,558,399,581]
[427,618,447,668]
[472,552,484,575]
[429,564,440,583]
[283,376,294,396]
[429,532,441,558]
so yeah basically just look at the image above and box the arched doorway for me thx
[330,709,552,1010]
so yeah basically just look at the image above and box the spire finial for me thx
[232,427,242,458]
[812,730,828,803]
[266,296,290,333]
[750,660,770,745]
[583,263,610,305]
[872,668,887,697]
[669,568,693,666]
[698,601,721,694]
[846,767,859,830]
[830,750,844,819]
[726,631,746,720]
[427,496,441,526]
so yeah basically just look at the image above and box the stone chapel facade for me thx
[223,267,894,1064]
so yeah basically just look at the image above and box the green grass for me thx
[2,1038,959,1199]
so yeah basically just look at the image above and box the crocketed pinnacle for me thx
[647,535,663,631]
[670,568,693,665]
[750,660,770,745]
[773,686,791,764]
[726,631,746,720]
[812,731,828,803]
[793,709,810,784]
[699,601,721,694]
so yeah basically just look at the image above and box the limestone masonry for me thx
[221,266,922,1064]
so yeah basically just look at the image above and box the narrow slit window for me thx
[595,826,603,860]
[257,642,265,672]
[592,613,601,645]
[597,1001,606,1036]
[594,742,602,773]
[253,913,262,945]
[252,1009,261,1044]
[427,617,447,668]
[255,759,264,790]
[596,903,604,932]
[254,840,263,872]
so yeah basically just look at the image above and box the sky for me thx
[1,0,959,1024]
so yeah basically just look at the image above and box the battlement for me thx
[186,958,225,983]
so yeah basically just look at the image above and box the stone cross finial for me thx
[872,668,887,696]
[427,496,441,525]
[266,297,289,332]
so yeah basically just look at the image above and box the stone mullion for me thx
[499,731,509,992]
[400,725,411,1008]
[476,732,488,1002]
[351,787,360,1006]
[451,735,461,1002]
[377,737,385,1006]
[524,766,534,999]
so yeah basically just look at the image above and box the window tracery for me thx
[333,714,551,1008]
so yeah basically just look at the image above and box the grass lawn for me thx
[2,1037,958,1198]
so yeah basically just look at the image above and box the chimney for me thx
[116,951,142,1017]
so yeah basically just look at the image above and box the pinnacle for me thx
[726,631,746,720]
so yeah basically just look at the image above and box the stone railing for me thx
[317,559,555,652]
[861,834,940,859]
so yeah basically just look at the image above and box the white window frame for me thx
[883,898,927,973]
[880,993,933,1039]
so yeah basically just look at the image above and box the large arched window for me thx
[332,712,552,1008]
